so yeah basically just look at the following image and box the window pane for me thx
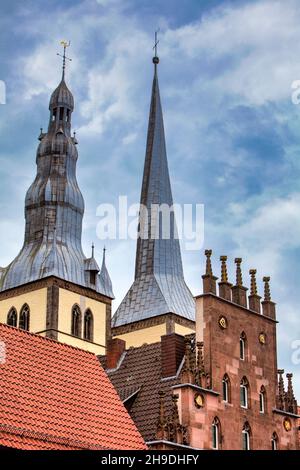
[240,338,244,359]
[212,424,218,449]
[223,380,228,402]
[260,393,264,413]
[242,431,249,450]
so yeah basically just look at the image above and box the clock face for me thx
[194,393,204,408]
[283,418,291,432]
[218,316,227,330]
[259,333,266,344]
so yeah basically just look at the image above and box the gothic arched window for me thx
[222,374,231,403]
[242,422,251,450]
[259,386,266,414]
[71,305,82,338]
[240,376,249,409]
[83,309,94,342]
[212,417,221,450]
[7,308,17,327]
[19,304,30,331]
[240,332,247,360]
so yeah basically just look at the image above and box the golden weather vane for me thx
[57,40,72,80]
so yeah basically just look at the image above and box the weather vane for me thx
[57,40,72,80]
[152,29,160,67]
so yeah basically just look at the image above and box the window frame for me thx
[7,307,17,327]
[240,332,246,360]
[240,377,249,409]
[83,309,94,342]
[222,374,230,403]
[19,304,30,331]
[259,386,266,414]
[212,417,221,450]
[71,305,82,338]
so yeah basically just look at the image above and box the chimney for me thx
[106,338,126,369]
[161,333,185,378]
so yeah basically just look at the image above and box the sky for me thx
[0,0,299,396]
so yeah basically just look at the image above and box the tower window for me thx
[240,332,246,360]
[84,309,94,342]
[52,108,57,122]
[240,377,249,409]
[59,107,64,121]
[211,417,221,450]
[259,386,266,413]
[71,305,82,338]
[242,422,251,450]
[7,308,17,327]
[19,304,30,331]
[222,374,230,403]
[66,109,70,122]
[271,432,278,450]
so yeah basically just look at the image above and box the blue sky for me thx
[0,0,300,396]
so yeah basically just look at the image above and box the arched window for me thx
[240,332,246,360]
[271,432,278,450]
[7,308,17,327]
[19,304,30,331]
[83,309,94,342]
[222,374,230,403]
[71,305,82,338]
[212,417,221,450]
[242,422,251,450]
[240,377,249,409]
[259,386,266,414]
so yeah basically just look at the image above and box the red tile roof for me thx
[0,323,146,450]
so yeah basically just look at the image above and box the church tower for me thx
[112,43,195,347]
[0,43,113,354]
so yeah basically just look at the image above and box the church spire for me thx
[0,43,111,299]
[112,40,194,328]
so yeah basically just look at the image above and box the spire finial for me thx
[235,258,243,286]
[205,249,213,276]
[263,276,271,301]
[220,256,228,283]
[249,269,257,295]
[57,40,72,81]
[152,29,160,70]
[91,242,94,258]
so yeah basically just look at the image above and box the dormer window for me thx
[90,271,96,285]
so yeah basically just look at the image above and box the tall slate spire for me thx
[0,43,113,298]
[112,48,195,327]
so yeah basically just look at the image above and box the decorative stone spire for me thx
[156,391,167,440]
[112,44,194,328]
[218,256,232,301]
[231,258,248,308]
[202,250,218,294]
[277,369,285,410]
[285,373,298,414]
[248,269,261,313]
[181,338,194,384]
[195,341,206,387]
[262,276,276,319]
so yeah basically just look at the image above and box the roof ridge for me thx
[0,323,98,356]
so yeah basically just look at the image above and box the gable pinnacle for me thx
[220,256,228,282]
[249,269,257,295]
[263,276,271,301]
[205,249,213,276]
[234,258,243,286]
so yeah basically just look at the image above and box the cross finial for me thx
[57,40,72,81]
[152,29,160,69]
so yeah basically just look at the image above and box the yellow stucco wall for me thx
[174,323,195,337]
[58,287,107,352]
[115,323,167,348]
[0,288,47,333]
[57,332,105,355]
